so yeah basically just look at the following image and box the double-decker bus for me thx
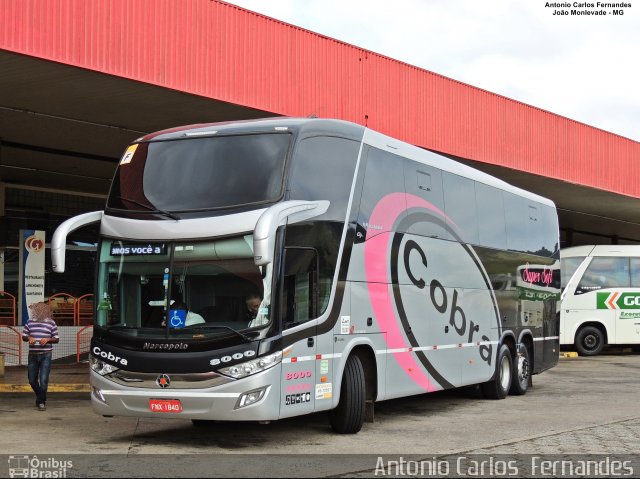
[52,118,560,433]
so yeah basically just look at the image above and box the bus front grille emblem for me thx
[156,374,171,388]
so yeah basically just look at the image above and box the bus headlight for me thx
[235,386,269,409]
[218,351,282,379]
[90,356,119,376]
[92,386,107,403]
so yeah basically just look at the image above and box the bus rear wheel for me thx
[481,344,512,399]
[509,343,531,396]
[575,326,605,356]
[329,354,366,434]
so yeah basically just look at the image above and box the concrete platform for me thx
[0,363,90,393]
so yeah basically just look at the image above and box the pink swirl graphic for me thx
[364,193,453,392]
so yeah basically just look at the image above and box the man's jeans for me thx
[28,352,52,406]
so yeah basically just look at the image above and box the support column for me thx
[0,182,5,216]
[0,183,4,291]
[0,248,4,291]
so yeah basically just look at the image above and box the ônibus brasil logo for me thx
[597,292,640,310]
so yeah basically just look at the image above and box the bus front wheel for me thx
[329,354,366,434]
[575,326,605,356]
[481,344,512,399]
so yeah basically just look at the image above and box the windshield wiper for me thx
[183,324,253,342]
[112,196,181,220]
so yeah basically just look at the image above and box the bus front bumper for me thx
[89,365,282,421]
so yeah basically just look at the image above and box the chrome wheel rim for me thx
[499,355,511,391]
[517,355,529,384]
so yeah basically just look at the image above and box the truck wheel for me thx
[481,344,512,399]
[575,326,605,356]
[509,343,531,396]
[329,354,366,434]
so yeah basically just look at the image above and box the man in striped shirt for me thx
[22,302,59,411]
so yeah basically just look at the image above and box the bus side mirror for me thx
[253,200,329,266]
[51,211,103,273]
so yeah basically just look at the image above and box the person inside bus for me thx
[161,299,205,327]
[206,290,263,324]
[244,291,262,323]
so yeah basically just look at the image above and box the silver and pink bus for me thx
[52,118,560,433]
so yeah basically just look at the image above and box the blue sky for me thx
[225,0,639,142]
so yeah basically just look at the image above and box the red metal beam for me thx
[1,0,638,197]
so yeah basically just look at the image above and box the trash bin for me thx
[0,352,5,378]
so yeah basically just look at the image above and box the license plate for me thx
[149,399,182,413]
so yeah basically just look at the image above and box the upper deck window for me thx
[107,133,290,213]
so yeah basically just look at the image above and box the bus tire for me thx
[481,344,512,400]
[329,354,366,434]
[509,343,531,396]
[575,326,605,356]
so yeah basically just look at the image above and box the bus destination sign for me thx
[111,243,167,256]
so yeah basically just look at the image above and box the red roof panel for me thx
[1,0,638,197]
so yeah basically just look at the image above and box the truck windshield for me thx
[106,133,290,213]
[96,236,271,339]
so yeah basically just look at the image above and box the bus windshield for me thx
[560,256,586,290]
[96,236,271,339]
[106,133,290,213]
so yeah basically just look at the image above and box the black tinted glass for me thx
[108,134,290,211]
[443,173,479,244]
[288,136,359,221]
[403,160,450,240]
[476,183,507,249]
[358,147,406,233]
[282,248,318,328]
[504,193,529,253]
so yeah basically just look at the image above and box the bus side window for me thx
[576,257,630,294]
[288,136,359,221]
[539,205,559,255]
[443,173,479,245]
[358,146,407,232]
[631,258,640,287]
[403,158,449,239]
[504,193,545,255]
[282,248,319,329]
[476,182,507,250]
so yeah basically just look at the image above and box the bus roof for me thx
[363,127,555,208]
[135,117,365,143]
[562,245,640,258]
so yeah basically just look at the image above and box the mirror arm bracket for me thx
[51,211,103,273]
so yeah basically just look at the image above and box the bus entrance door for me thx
[279,247,319,418]
[281,336,316,418]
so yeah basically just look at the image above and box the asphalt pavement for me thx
[1,351,639,477]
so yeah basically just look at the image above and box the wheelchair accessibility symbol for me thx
[169,309,186,328]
